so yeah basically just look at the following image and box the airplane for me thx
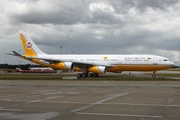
[8,33,174,78]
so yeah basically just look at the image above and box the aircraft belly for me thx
[107,64,172,72]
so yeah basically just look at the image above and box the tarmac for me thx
[0,80,180,120]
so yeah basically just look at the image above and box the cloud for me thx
[0,0,180,65]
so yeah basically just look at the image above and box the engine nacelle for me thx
[54,62,73,70]
[88,66,106,74]
[39,60,50,64]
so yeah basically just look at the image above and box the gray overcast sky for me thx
[0,0,180,65]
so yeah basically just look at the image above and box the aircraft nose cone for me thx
[170,61,174,66]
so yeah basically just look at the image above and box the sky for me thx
[0,0,180,65]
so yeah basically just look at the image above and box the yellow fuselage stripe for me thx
[107,65,171,72]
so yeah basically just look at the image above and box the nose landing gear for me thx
[152,71,156,78]
[152,74,156,78]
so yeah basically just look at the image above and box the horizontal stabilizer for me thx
[12,51,22,56]
[5,51,22,57]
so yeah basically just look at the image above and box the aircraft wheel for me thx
[77,73,82,78]
[88,73,94,77]
[152,74,156,78]
[93,73,99,77]
[82,73,88,77]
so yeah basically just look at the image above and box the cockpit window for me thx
[164,59,168,61]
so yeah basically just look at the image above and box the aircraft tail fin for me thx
[19,34,46,57]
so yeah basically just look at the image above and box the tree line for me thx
[0,64,41,70]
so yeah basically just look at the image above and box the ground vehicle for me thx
[16,67,54,73]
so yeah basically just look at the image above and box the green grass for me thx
[156,74,180,77]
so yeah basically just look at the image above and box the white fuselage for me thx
[35,54,174,73]
[38,54,172,65]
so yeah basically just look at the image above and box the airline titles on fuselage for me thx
[124,57,150,62]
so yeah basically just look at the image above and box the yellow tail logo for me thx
[19,34,37,57]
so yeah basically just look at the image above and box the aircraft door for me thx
[153,57,158,65]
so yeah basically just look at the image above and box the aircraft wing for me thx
[72,61,112,67]
[7,51,113,67]
[26,56,113,67]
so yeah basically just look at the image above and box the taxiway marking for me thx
[71,90,138,113]
[76,112,163,118]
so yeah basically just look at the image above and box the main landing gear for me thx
[77,73,99,78]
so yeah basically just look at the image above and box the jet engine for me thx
[88,66,106,74]
[54,62,73,70]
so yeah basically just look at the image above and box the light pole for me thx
[19,50,20,68]
[60,46,62,54]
